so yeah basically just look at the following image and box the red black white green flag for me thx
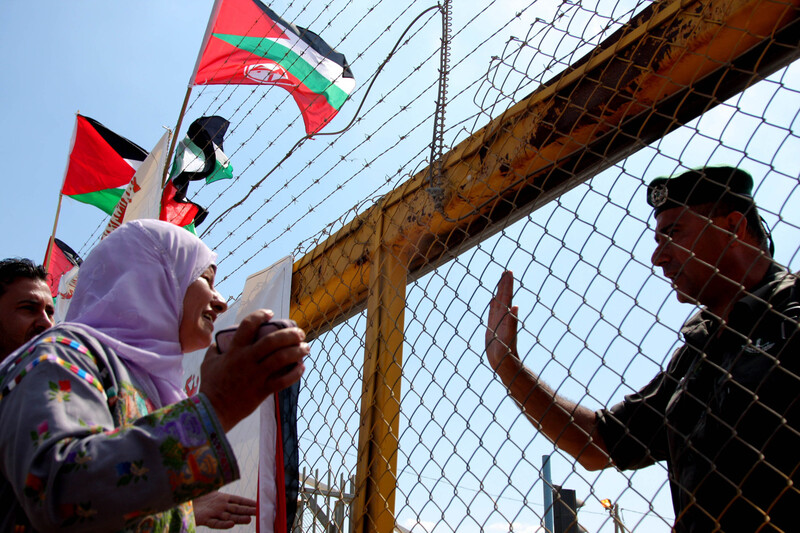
[193,0,355,135]
[44,238,82,298]
[160,116,234,231]
[61,115,148,215]
[159,180,207,232]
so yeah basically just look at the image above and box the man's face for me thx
[0,277,54,358]
[651,206,738,307]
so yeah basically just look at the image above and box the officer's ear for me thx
[721,211,749,243]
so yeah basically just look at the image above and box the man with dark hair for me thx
[0,258,54,359]
[486,166,800,532]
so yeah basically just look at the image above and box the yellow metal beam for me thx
[351,206,407,533]
[289,0,799,339]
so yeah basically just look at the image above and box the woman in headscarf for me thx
[0,220,308,532]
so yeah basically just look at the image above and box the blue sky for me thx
[0,2,210,262]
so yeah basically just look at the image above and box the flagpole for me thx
[163,0,224,187]
[46,112,81,269]
[44,194,64,270]
[163,85,193,187]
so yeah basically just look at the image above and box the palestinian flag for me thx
[61,115,148,215]
[159,180,208,232]
[160,116,232,230]
[44,238,82,298]
[170,116,233,187]
[193,0,355,135]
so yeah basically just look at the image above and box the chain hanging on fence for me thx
[426,0,452,213]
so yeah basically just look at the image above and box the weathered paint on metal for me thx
[291,0,799,341]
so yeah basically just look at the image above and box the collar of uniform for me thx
[679,263,789,344]
[681,309,719,347]
[729,263,790,319]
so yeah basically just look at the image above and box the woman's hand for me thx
[200,309,309,432]
[194,491,257,529]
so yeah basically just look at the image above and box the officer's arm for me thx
[486,271,611,471]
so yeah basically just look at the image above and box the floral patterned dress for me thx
[0,325,239,532]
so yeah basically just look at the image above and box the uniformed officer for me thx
[486,166,800,532]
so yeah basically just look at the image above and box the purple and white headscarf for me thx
[64,219,217,406]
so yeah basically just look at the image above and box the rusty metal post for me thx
[351,207,407,533]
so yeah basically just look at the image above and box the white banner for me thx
[53,265,80,324]
[102,129,170,238]
[182,255,294,533]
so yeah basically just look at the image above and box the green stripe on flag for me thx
[170,138,233,185]
[207,158,233,184]
[213,34,350,110]
[68,189,125,215]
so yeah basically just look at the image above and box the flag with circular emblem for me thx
[193,0,355,135]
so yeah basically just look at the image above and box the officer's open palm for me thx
[486,270,520,371]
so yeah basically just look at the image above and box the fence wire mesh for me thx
[167,0,800,531]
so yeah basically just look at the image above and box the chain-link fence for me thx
[281,0,800,531]
[166,0,800,530]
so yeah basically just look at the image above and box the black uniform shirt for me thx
[597,265,800,532]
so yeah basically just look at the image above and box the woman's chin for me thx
[180,334,213,354]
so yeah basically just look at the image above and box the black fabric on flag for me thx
[82,115,148,162]
[279,382,300,533]
[54,239,82,267]
[172,116,230,191]
[164,116,230,228]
